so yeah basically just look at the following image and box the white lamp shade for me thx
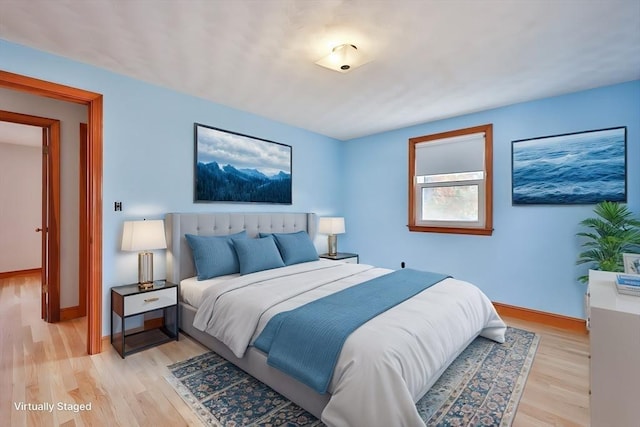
[121,220,167,251]
[318,217,346,235]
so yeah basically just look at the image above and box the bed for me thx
[166,212,506,427]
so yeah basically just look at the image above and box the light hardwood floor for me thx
[1,273,590,426]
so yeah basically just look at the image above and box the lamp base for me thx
[138,252,154,288]
[327,235,338,256]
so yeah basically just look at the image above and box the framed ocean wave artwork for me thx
[511,127,626,205]
[194,124,292,204]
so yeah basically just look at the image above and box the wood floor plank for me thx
[1,273,590,426]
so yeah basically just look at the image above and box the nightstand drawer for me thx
[124,288,177,316]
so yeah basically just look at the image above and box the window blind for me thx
[415,132,485,176]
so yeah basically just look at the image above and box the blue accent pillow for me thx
[232,235,285,275]
[271,231,319,266]
[185,231,247,280]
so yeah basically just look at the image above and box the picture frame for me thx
[194,123,292,204]
[511,126,626,205]
[623,253,640,275]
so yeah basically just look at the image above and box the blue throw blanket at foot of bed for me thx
[253,268,450,393]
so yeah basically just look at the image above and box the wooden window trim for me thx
[408,124,493,236]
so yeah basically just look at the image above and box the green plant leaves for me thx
[576,201,640,283]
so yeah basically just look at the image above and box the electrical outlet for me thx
[114,201,122,211]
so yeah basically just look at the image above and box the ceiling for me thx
[0,0,639,141]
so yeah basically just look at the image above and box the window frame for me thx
[415,178,485,227]
[408,124,493,236]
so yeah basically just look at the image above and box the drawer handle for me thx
[144,297,159,303]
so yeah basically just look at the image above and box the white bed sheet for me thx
[193,260,506,427]
[179,274,240,308]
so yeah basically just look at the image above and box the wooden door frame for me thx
[0,110,61,322]
[0,70,103,355]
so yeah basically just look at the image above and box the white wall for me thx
[0,142,41,272]
[0,88,87,309]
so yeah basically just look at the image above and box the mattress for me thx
[179,273,239,308]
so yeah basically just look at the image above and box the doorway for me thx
[0,112,60,322]
[0,70,103,355]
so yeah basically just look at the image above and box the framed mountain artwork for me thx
[194,124,292,204]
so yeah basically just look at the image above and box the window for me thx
[408,124,493,235]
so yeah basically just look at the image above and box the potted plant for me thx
[576,201,640,283]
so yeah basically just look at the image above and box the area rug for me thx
[165,327,538,426]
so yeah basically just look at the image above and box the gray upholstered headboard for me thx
[165,212,317,283]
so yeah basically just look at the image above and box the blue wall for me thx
[2,38,638,327]
[0,40,344,335]
[341,80,640,318]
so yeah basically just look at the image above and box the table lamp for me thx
[318,217,345,257]
[121,219,167,289]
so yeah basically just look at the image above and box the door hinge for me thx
[42,284,48,293]
[42,146,49,155]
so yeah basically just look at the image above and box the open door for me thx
[40,127,48,320]
[78,123,88,317]
[39,123,61,322]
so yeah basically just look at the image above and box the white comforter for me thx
[193,260,506,427]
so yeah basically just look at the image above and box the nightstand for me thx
[319,252,359,264]
[111,280,179,358]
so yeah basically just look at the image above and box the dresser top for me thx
[589,270,640,315]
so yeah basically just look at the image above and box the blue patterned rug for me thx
[165,327,538,426]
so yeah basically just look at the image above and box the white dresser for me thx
[588,270,640,427]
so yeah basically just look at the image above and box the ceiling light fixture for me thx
[315,44,371,73]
